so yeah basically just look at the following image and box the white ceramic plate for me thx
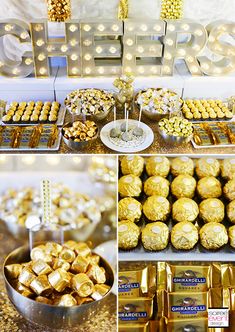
[100,119,154,153]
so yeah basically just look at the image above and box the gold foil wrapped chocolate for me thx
[121,156,145,176]
[5,264,22,279]
[118,265,156,298]
[172,198,199,223]
[199,198,225,223]
[86,265,106,284]
[165,318,208,332]
[227,201,235,224]
[229,225,235,248]
[144,176,170,197]
[32,259,53,276]
[59,248,76,263]
[56,294,77,307]
[221,158,235,180]
[141,222,169,251]
[119,298,153,323]
[143,196,170,222]
[19,267,36,287]
[197,177,222,199]
[171,221,199,250]
[195,158,220,178]
[72,273,94,297]
[171,175,196,199]
[224,179,235,201]
[200,223,228,250]
[118,175,142,197]
[171,157,194,177]
[118,220,140,250]
[118,197,142,223]
[74,242,91,257]
[71,256,89,274]
[146,156,170,178]
[91,284,111,301]
[30,275,52,296]
[48,268,71,292]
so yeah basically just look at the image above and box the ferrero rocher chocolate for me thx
[224,179,235,201]
[118,175,142,197]
[221,158,235,180]
[197,177,222,199]
[199,199,225,223]
[229,225,235,248]
[172,198,199,223]
[171,157,194,177]
[195,158,220,178]
[146,156,170,178]
[144,176,170,197]
[200,223,228,250]
[118,197,142,223]
[227,200,235,224]
[118,220,140,250]
[171,175,196,199]
[141,222,169,251]
[121,156,145,176]
[171,221,199,250]
[143,196,170,222]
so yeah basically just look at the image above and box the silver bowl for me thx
[62,122,99,151]
[158,126,193,145]
[3,244,114,329]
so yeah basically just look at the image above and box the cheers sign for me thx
[0,19,234,78]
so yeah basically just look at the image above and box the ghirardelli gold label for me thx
[119,298,153,323]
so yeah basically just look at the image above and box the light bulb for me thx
[126,39,134,46]
[69,25,78,32]
[36,39,45,47]
[83,25,91,32]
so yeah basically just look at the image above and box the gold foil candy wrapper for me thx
[30,245,47,261]
[163,291,208,320]
[208,288,224,308]
[119,322,150,332]
[172,198,199,223]
[59,248,76,263]
[86,265,106,284]
[32,259,53,276]
[200,222,228,250]
[165,263,211,293]
[143,196,170,222]
[221,158,235,180]
[119,298,153,323]
[118,175,142,198]
[197,177,222,199]
[74,242,91,257]
[227,201,235,224]
[199,198,225,223]
[53,258,70,271]
[5,264,23,279]
[118,197,142,223]
[36,296,53,305]
[171,174,196,199]
[91,284,111,301]
[141,222,169,251]
[146,156,170,178]
[75,296,94,305]
[224,179,235,201]
[165,318,208,332]
[48,268,71,292]
[72,273,94,297]
[16,282,34,298]
[196,158,220,178]
[64,240,77,250]
[144,176,170,198]
[171,157,194,177]
[118,265,156,298]
[171,221,199,250]
[120,156,145,177]
[118,220,140,250]
[229,225,235,248]
[71,255,89,274]
[56,294,77,307]
[19,267,36,287]
[45,242,63,257]
[89,254,100,266]
[30,275,52,296]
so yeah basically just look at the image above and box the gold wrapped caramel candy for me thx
[229,225,235,248]
[16,282,34,298]
[143,196,170,222]
[48,268,71,292]
[36,296,53,305]
[64,240,77,250]
[30,245,47,261]
[72,273,94,297]
[144,176,170,197]
[171,175,196,199]
[118,175,142,197]
[171,221,199,250]
[118,197,142,222]
[172,198,199,223]
[195,158,220,178]
[224,179,235,201]
[227,200,235,224]
[146,156,170,178]
[91,284,111,301]
[71,256,89,274]
[31,259,53,276]
[200,223,228,250]
[171,157,194,177]
[56,294,77,307]
[59,248,76,263]
[141,222,169,251]
[45,242,63,257]
[74,242,91,257]
[199,198,224,223]
[5,264,22,279]
[86,264,106,284]
[53,258,70,271]
[197,177,222,199]
[75,296,94,305]
[121,156,145,176]
[30,275,52,296]
[19,267,36,287]
[221,158,235,180]
[89,254,100,266]
[118,220,140,250]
